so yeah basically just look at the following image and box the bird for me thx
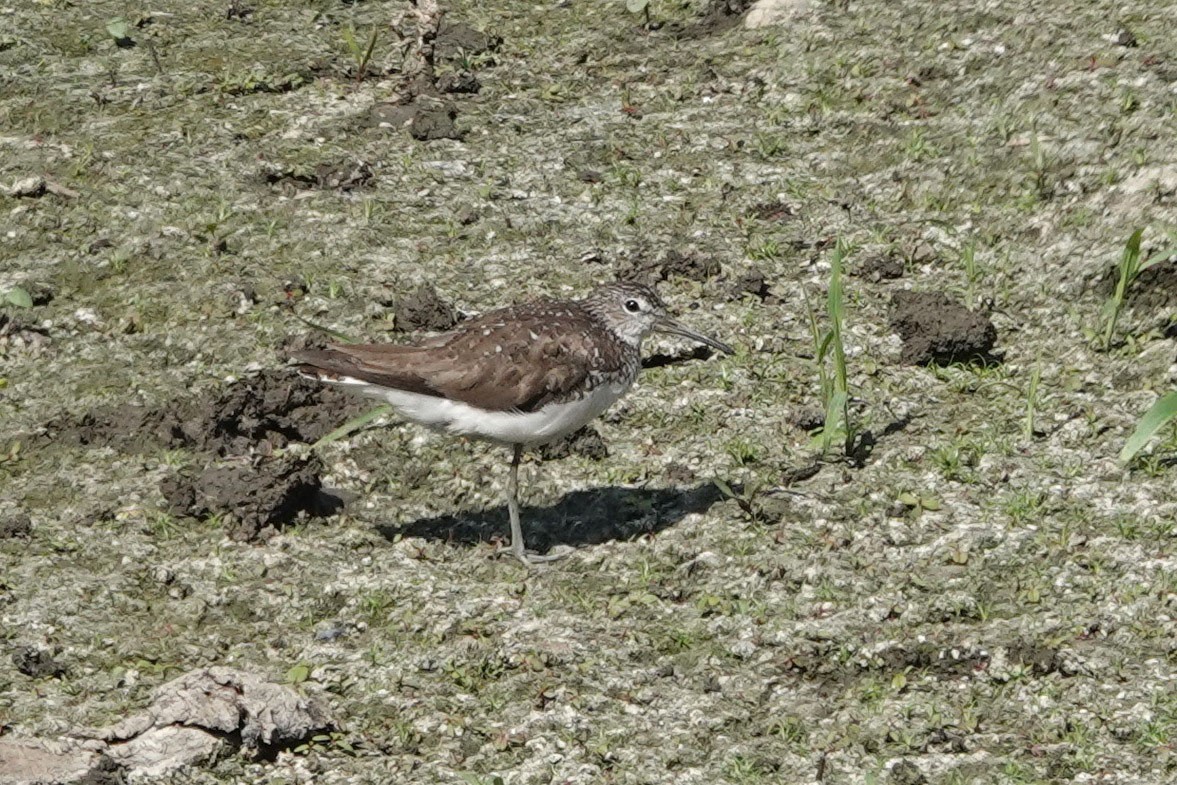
[291,280,733,566]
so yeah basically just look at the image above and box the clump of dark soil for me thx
[538,427,608,461]
[902,238,941,267]
[616,249,721,284]
[437,72,480,94]
[1095,257,1177,311]
[45,371,363,457]
[889,290,998,365]
[184,371,363,455]
[889,759,928,785]
[11,645,67,679]
[747,201,798,223]
[0,512,33,539]
[393,282,459,332]
[160,453,327,541]
[279,331,331,358]
[789,407,825,433]
[362,17,497,142]
[43,372,363,540]
[727,268,775,302]
[259,159,373,192]
[855,253,905,282]
[48,403,189,453]
[366,101,461,141]
[694,0,754,34]
[434,21,501,59]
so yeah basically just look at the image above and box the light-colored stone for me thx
[0,739,103,785]
[745,0,811,29]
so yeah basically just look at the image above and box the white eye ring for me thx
[624,299,642,313]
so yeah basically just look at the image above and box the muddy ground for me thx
[3,0,1177,783]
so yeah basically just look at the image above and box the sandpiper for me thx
[291,281,733,565]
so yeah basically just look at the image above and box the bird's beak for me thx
[654,315,735,355]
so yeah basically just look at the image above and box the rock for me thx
[745,0,812,29]
[0,739,110,785]
[76,667,331,777]
[6,176,46,198]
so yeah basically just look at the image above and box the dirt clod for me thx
[748,201,797,222]
[856,253,905,282]
[394,282,459,332]
[538,426,608,461]
[889,290,997,365]
[367,101,461,141]
[789,408,825,432]
[696,0,755,34]
[260,160,373,192]
[312,160,373,191]
[889,759,927,785]
[435,21,501,59]
[1097,257,1177,312]
[728,268,773,301]
[46,372,361,458]
[12,645,67,679]
[47,403,187,453]
[437,72,480,94]
[408,104,460,141]
[279,331,331,357]
[616,249,720,284]
[160,453,326,541]
[185,371,361,456]
[0,512,32,539]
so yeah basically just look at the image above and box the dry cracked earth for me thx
[4,0,1177,783]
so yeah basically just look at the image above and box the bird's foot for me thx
[495,542,575,567]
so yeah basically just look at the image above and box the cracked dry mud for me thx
[4,0,1177,784]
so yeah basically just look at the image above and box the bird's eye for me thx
[624,299,642,313]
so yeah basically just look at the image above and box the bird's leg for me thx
[506,443,527,564]
[500,444,571,566]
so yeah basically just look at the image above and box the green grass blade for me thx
[1137,242,1177,274]
[1024,361,1041,440]
[1103,228,1144,349]
[313,405,392,449]
[713,477,736,500]
[342,24,358,56]
[1120,391,1177,463]
[362,27,379,67]
[812,389,848,452]
[816,330,835,362]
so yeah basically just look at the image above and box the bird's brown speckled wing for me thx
[292,301,622,412]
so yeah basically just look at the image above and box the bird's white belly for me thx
[335,377,630,446]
